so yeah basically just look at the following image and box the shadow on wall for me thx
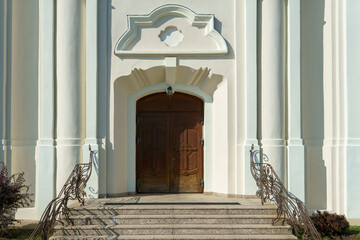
[99,0,113,196]
[301,0,326,211]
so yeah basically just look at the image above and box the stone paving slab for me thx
[50,234,297,240]
[71,193,272,208]
[54,224,293,236]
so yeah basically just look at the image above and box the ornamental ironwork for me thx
[29,145,94,240]
[250,144,321,240]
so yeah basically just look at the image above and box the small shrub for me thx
[310,210,349,237]
[0,163,32,233]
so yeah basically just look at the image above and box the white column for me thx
[83,0,99,198]
[36,0,56,219]
[260,0,286,181]
[56,0,85,193]
[287,0,305,201]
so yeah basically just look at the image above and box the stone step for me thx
[54,224,293,236]
[69,206,278,216]
[60,214,279,225]
[50,234,298,240]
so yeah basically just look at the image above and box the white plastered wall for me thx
[105,0,242,196]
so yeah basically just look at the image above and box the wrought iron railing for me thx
[250,144,321,240]
[29,145,94,240]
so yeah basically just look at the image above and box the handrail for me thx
[250,144,321,240]
[29,145,94,240]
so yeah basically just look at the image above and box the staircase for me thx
[50,194,297,240]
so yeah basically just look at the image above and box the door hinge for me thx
[199,137,204,146]
[199,116,204,125]
[136,136,141,145]
[136,116,141,125]
[199,178,204,188]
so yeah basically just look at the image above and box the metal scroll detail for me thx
[250,144,321,240]
[29,145,94,240]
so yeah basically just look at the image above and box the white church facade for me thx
[1,0,360,222]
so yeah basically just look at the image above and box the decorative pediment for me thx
[114,4,228,56]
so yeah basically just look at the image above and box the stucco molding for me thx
[119,65,222,97]
[114,4,228,56]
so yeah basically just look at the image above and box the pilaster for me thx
[83,0,99,199]
[2,0,11,170]
[0,0,5,164]
[36,0,56,219]
[286,0,305,201]
[259,0,286,181]
[241,0,259,196]
[345,0,360,218]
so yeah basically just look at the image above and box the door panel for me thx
[171,93,203,112]
[136,113,169,192]
[170,112,203,193]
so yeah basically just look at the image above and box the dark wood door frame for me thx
[136,92,204,193]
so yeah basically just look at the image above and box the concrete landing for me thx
[72,193,272,207]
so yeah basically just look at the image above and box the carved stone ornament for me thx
[114,4,228,56]
[158,26,184,47]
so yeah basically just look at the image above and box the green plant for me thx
[310,210,350,238]
[0,163,32,234]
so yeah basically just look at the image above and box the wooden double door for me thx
[136,92,204,193]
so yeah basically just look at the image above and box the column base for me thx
[0,142,4,164]
[346,143,360,218]
[287,139,305,201]
[56,139,83,194]
[260,139,286,182]
[2,139,11,171]
[242,140,260,196]
[83,139,101,199]
[36,142,55,219]
[304,139,326,211]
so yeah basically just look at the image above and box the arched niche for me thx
[110,65,224,195]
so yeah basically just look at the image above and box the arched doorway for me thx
[136,92,204,193]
